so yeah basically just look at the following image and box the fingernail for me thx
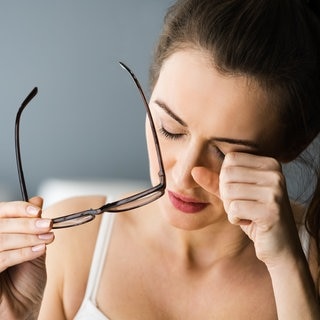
[27,206,40,216]
[38,233,54,240]
[31,244,46,252]
[35,219,52,229]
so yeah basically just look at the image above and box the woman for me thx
[1,0,320,319]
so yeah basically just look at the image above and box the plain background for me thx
[0,0,317,202]
[0,0,173,200]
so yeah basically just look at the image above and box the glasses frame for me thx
[15,62,166,228]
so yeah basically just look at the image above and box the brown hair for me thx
[150,0,320,251]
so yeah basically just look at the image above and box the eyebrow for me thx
[154,100,187,127]
[154,99,259,150]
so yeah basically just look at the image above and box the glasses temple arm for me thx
[118,62,166,182]
[15,87,38,201]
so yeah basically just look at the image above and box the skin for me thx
[1,48,318,319]
[0,197,53,319]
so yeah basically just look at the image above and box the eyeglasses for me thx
[15,62,166,229]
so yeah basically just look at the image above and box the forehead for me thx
[151,49,280,149]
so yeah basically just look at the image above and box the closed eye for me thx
[159,126,185,140]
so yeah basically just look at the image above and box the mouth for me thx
[168,191,209,214]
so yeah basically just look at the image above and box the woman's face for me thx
[147,49,281,230]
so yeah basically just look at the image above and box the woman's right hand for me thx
[0,197,54,320]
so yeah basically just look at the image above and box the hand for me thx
[0,197,54,319]
[192,152,303,267]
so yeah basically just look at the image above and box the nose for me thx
[172,142,207,189]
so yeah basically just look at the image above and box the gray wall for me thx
[0,0,317,202]
[0,0,173,200]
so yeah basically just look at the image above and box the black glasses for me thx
[15,62,166,229]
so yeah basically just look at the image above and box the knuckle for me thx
[266,172,286,201]
[266,190,280,206]
[224,152,237,164]
[19,247,32,261]
[265,157,281,170]
[229,200,240,215]
[266,202,281,219]
[219,183,227,199]
[24,218,37,231]
[270,170,284,184]
[257,222,272,233]
[223,182,235,198]
[227,212,240,224]
[220,166,234,181]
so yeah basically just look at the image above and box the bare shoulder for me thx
[40,195,106,319]
[44,194,107,251]
[44,195,106,271]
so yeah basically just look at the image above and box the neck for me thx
[161,218,252,270]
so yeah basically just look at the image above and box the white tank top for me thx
[74,213,115,320]
[74,213,311,319]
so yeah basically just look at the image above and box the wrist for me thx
[265,243,307,272]
[266,250,319,319]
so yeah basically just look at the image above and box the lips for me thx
[168,191,208,214]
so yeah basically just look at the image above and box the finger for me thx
[0,200,42,219]
[223,152,281,171]
[220,165,285,187]
[191,166,220,198]
[220,182,277,203]
[0,217,52,234]
[0,245,47,273]
[0,232,54,252]
[29,196,44,210]
[226,200,280,225]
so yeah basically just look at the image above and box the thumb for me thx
[28,196,44,210]
[191,166,221,198]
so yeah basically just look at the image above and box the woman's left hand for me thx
[192,152,303,267]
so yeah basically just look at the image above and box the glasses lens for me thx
[52,212,95,229]
[45,64,165,229]
[107,187,164,212]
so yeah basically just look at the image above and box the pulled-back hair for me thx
[150,0,320,252]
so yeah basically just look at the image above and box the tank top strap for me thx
[84,213,116,302]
